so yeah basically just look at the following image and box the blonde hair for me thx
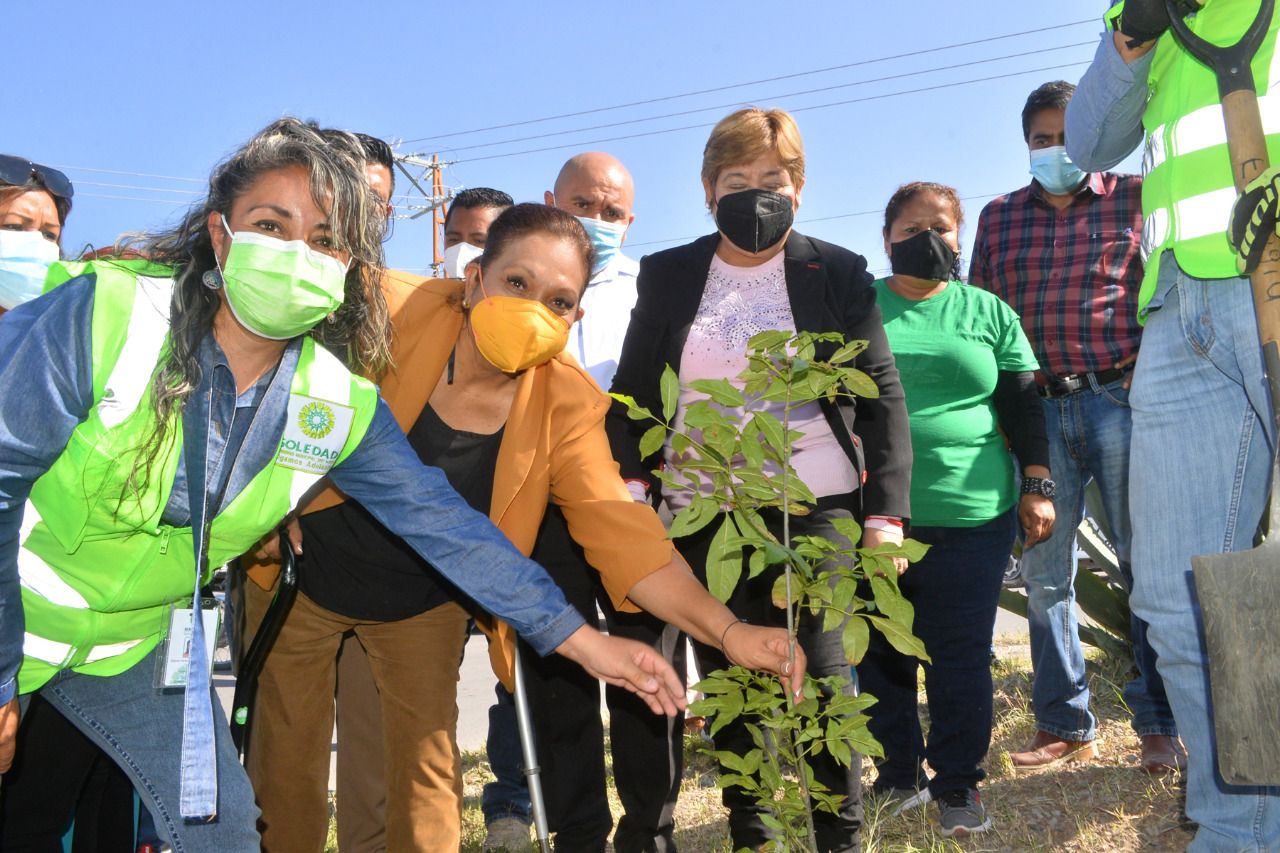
[701,107,805,189]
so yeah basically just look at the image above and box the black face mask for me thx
[714,189,795,254]
[889,229,959,282]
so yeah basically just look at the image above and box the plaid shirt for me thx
[968,172,1144,379]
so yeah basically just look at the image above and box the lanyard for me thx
[178,383,228,821]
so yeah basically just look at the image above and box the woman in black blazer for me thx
[607,108,912,853]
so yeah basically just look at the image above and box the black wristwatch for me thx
[1021,477,1056,500]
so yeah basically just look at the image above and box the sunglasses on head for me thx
[0,155,74,201]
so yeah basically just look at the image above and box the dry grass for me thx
[329,632,1193,852]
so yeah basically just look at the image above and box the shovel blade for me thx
[1194,542,1280,785]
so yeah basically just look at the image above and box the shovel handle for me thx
[1221,90,1280,351]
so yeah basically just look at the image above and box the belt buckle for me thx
[1049,373,1085,397]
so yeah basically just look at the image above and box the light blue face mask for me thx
[0,229,59,310]
[576,216,628,277]
[1029,145,1087,195]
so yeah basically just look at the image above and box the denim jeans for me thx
[857,509,1017,798]
[1128,262,1280,852]
[13,647,260,852]
[482,682,534,826]
[1022,380,1176,741]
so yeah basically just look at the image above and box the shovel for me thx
[1166,0,1280,785]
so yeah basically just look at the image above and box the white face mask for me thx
[0,229,60,310]
[442,241,484,279]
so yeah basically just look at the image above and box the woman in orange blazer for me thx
[244,204,803,852]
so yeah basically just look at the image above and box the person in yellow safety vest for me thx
[1067,2,1280,849]
[0,117,696,853]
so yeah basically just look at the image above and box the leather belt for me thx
[1038,366,1129,398]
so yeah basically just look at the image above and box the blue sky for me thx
[6,1,1133,277]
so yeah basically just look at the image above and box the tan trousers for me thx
[335,631,389,853]
[246,586,470,852]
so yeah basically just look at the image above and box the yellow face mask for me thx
[468,280,572,373]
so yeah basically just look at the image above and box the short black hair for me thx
[1022,80,1076,141]
[443,187,515,232]
[354,132,395,194]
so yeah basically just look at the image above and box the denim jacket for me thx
[0,276,584,705]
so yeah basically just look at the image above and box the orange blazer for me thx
[249,271,675,687]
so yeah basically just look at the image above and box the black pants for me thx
[518,505,686,853]
[855,509,1016,797]
[0,694,136,853]
[678,501,863,853]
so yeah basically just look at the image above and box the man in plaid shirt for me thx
[969,80,1181,774]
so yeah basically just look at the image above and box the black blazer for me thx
[607,230,912,521]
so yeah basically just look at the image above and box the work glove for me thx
[1118,0,1202,46]
[1228,167,1280,274]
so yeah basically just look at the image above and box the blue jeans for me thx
[482,682,534,826]
[1022,380,1176,741]
[17,648,260,852]
[858,509,1017,797]
[1129,262,1280,852]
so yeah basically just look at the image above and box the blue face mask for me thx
[576,216,627,276]
[0,229,59,310]
[1029,145,1087,195]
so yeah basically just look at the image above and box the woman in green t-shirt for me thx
[856,182,1055,839]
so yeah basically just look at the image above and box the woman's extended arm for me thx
[626,559,804,697]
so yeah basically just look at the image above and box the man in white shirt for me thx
[544,152,640,389]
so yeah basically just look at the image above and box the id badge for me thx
[155,597,222,690]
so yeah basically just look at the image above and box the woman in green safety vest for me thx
[0,118,689,852]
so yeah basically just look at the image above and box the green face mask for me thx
[217,216,350,340]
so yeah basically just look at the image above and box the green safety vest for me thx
[18,259,378,693]
[1106,0,1280,315]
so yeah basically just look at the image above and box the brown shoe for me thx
[1009,730,1099,768]
[1140,734,1187,775]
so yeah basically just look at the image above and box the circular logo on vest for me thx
[298,401,336,439]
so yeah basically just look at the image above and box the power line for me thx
[451,59,1091,165]
[399,18,1096,145]
[433,41,1093,155]
[52,164,206,184]
[77,181,201,195]
[78,192,190,205]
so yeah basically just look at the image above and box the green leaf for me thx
[660,365,680,422]
[739,430,765,470]
[898,538,930,562]
[608,392,655,423]
[751,412,787,454]
[771,572,801,610]
[829,339,869,364]
[829,516,863,546]
[670,431,692,455]
[866,614,930,662]
[669,496,720,538]
[842,616,870,664]
[689,378,746,408]
[839,367,880,399]
[747,329,792,351]
[706,515,744,603]
[747,547,768,579]
[638,424,667,460]
[869,574,915,626]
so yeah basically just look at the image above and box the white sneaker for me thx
[483,816,532,851]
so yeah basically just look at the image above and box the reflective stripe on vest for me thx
[1121,0,1280,315]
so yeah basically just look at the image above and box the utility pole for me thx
[392,152,454,277]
